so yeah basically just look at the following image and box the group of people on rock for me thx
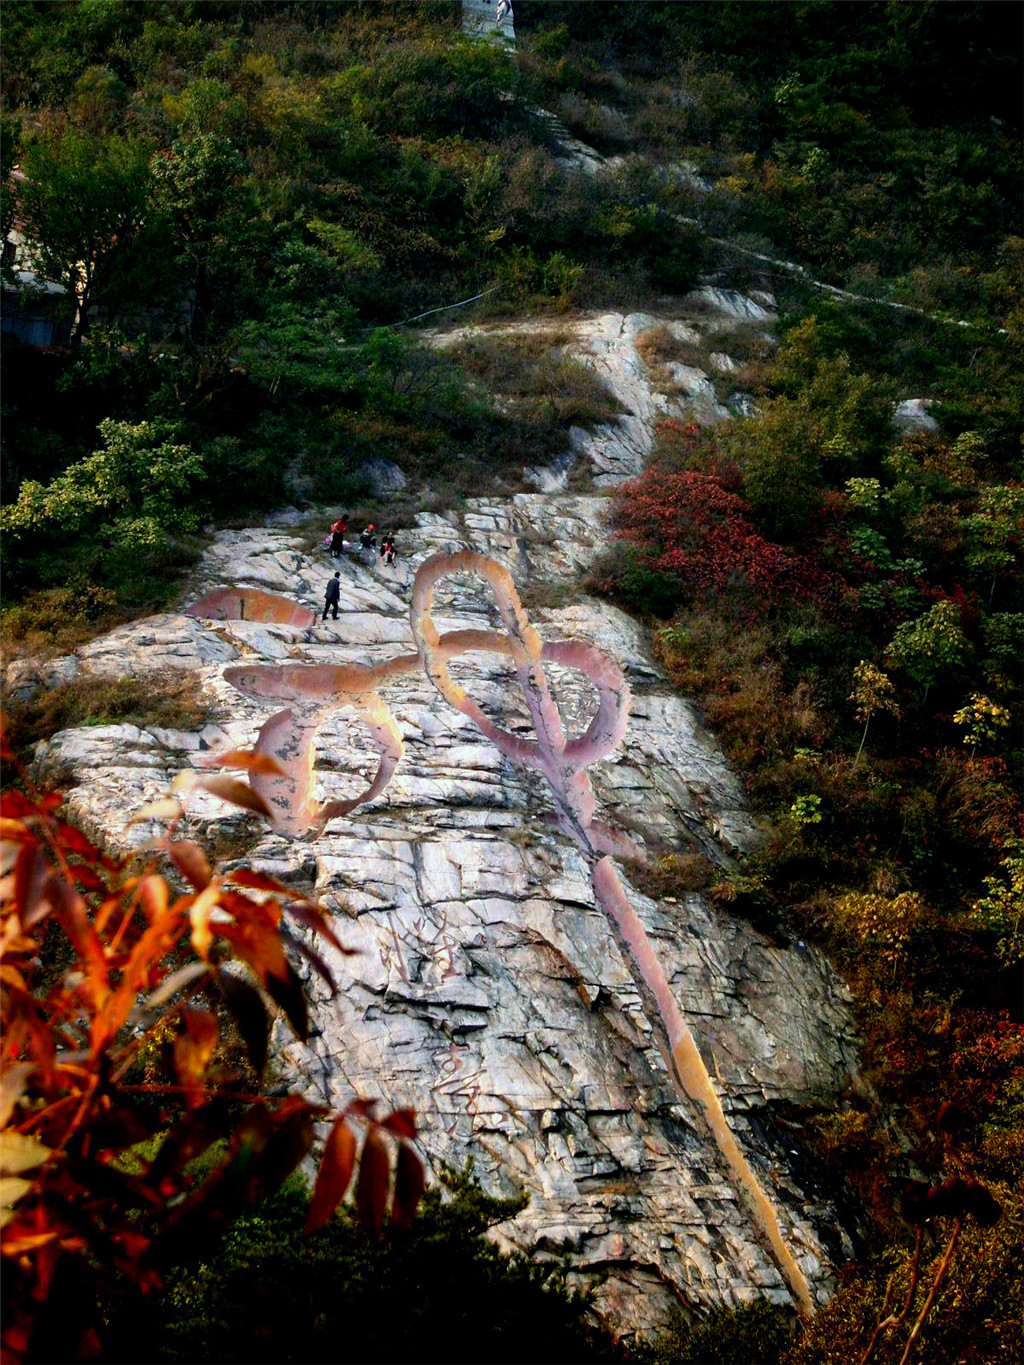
[321,513,399,622]
[327,514,398,566]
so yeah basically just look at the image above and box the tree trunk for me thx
[854,714,871,766]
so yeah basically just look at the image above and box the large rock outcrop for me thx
[29,298,862,1342]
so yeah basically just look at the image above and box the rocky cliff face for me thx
[28,299,863,1341]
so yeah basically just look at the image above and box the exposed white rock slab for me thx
[729,392,760,419]
[430,306,773,485]
[76,615,239,677]
[893,397,939,432]
[710,352,743,373]
[683,287,777,324]
[462,0,515,46]
[29,304,860,1342]
[662,363,733,424]
[3,653,80,703]
[358,456,407,493]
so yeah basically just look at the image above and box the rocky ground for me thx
[19,297,866,1341]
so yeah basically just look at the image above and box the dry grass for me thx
[635,324,702,369]
[3,670,213,756]
[628,851,717,901]
[451,333,622,429]
[1,586,134,662]
[655,610,829,779]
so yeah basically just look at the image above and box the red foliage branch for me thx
[0,735,423,1363]
[612,467,838,611]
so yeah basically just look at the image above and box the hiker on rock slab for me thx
[329,515,349,557]
[322,571,341,620]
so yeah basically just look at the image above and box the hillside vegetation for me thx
[1,3,1022,1363]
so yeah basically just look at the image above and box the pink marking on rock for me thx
[187,586,316,629]
[206,550,816,1314]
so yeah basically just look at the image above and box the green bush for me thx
[587,544,682,619]
[328,36,522,140]
[645,1300,794,1365]
[102,1164,617,1365]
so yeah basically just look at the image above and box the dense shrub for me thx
[106,1165,619,1365]
[2,669,213,755]
[607,466,831,615]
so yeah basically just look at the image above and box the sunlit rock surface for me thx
[30,300,862,1342]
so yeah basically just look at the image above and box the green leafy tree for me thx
[329,35,521,139]
[1,115,21,289]
[108,1164,615,1365]
[972,837,1024,967]
[964,484,1024,606]
[884,599,969,701]
[849,660,901,764]
[18,126,155,342]
[2,418,204,553]
[953,693,1013,758]
[149,134,261,352]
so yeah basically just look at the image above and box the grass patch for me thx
[1,584,136,662]
[451,332,623,429]
[627,851,717,901]
[3,670,213,756]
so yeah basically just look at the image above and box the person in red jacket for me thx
[329,514,349,557]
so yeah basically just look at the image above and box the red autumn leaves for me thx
[612,466,830,610]
[0,737,425,1362]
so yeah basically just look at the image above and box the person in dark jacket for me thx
[322,571,341,620]
[379,531,397,567]
[329,514,349,557]
[359,523,377,553]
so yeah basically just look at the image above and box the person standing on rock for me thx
[322,571,341,621]
[329,514,349,557]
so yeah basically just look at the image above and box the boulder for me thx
[358,457,408,493]
[893,397,939,432]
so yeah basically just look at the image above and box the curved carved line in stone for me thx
[188,587,316,628]
[212,561,814,1315]
[591,856,816,1318]
[410,551,816,1319]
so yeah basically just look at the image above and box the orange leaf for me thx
[306,1117,357,1232]
[391,1140,425,1229]
[166,840,212,891]
[45,873,109,995]
[0,1063,33,1129]
[242,1098,315,1207]
[199,776,272,819]
[215,919,288,986]
[217,972,270,1075]
[354,1126,390,1234]
[217,888,282,930]
[173,1010,219,1090]
[202,750,286,777]
[189,881,221,960]
[14,845,51,930]
[137,875,169,923]
[93,891,127,936]
[285,899,352,956]
[0,1229,62,1255]
[381,1108,417,1141]
[103,912,190,1035]
[263,960,308,1039]
[345,1097,380,1121]
[225,868,292,895]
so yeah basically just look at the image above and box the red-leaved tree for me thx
[612,468,828,611]
[0,733,424,1363]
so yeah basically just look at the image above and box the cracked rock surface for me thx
[27,300,862,1343]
